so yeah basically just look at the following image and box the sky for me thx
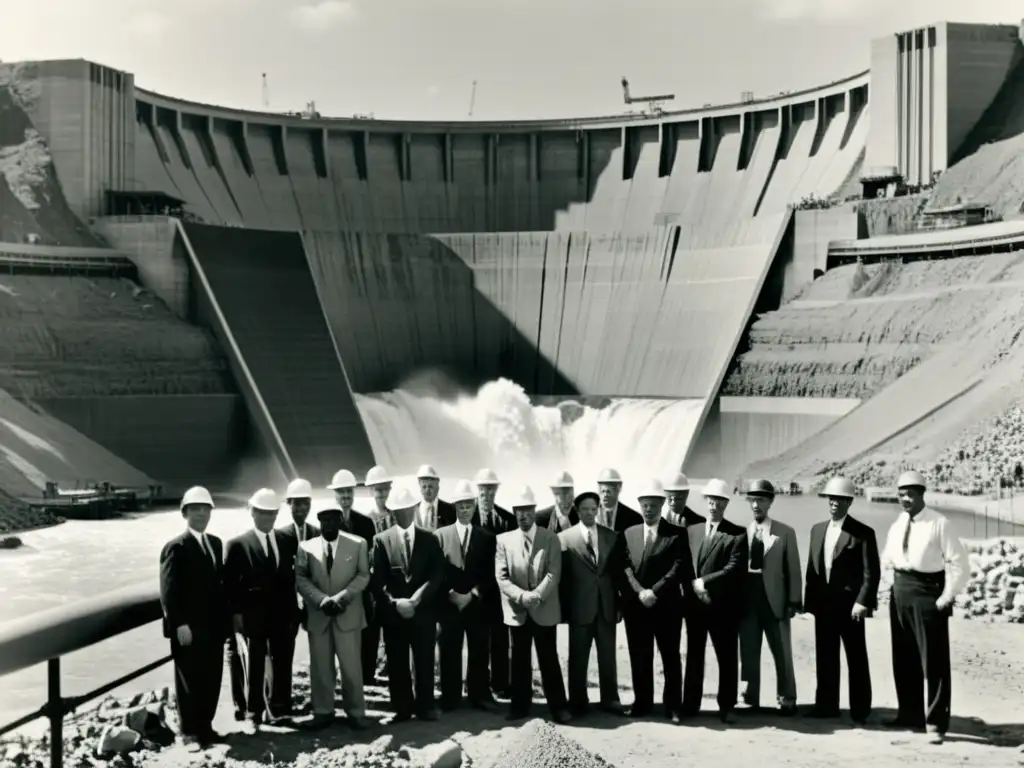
[2,0,1021,121]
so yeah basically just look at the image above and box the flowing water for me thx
[1,377,1021,731]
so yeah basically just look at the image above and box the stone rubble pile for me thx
[876,537,1024,623]
[291,734,464,768]
[489,719,617,768]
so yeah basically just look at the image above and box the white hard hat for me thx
[701,479,732,499]
[636,478,666,499]
[663,471,690,492]
[474,468,500,486]
[416,464,440,480]
[248,487,281,512]
[820,477,856,499]
[509,485,537,508]
[180,486,215,510]
[550,470,574,489]
[897,470,927,490]
[285,478,312,499]
[386,486,419,511]
[597,467,622,484]
[364,466,391,486]
[327,469,357,490]
[312,500,342,518]
[450,480,476,504]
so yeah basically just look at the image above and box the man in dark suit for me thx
[473,467,515,699]
[558,490,623,716]
[805,477,881,724]
[329,468,380,684]
[537,470,578,533]
[372,485,444,721]
[682,478,748,724]
[158,486,229,751]
[268,477,319,717]
[616,479,691,722]
[416,464,456,530]
[360,465,394,686]
[597,467,642,533]
[224,488,296,731]
[435,480,499,712]
[663,471,706,528]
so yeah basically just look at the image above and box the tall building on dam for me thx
[2,19,1024,497]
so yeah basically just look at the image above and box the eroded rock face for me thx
[877,537,1024,624]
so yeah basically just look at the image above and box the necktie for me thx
[642,527,655,561]
[269,535,278,569]
[200,534,214,566]
[404,530,413,563]
[460,528,469,560]
[585,528,597,563]
[325,542,334,573]
[708,523,717,539]
[523,534,532,558]
[296,524,304,543]
[750,528,765,570]
[901,516,913,557]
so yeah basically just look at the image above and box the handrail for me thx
[0,584,169,768]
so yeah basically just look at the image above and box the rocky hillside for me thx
[0,62,100,246]
[723,254,1024,399]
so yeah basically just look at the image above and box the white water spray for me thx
[353,377,706,508]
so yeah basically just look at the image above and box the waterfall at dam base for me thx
[353,377,705,507]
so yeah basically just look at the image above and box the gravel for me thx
[489,720,617,768]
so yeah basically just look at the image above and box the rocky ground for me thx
[3,585,1023,768]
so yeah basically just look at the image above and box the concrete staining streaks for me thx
[304,220,783,398]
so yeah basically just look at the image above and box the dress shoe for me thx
[670,713,682,725]
[233,709,245,722]
[926,725,945,744]
[551,709,572,724]
[178,735,201,752]
[601,702,625,716]
[348,715,369,730]
[885,716,925,730]
[390,712,413,724]
[305,715,334,730]
[417,709,440,722]
[719,711,736,725]
[626,706,652,718]
[472,699,499,713]
[778,704,798,717]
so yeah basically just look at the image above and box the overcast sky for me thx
[3,0,1021,120]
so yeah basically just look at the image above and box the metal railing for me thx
[0,584,167,768]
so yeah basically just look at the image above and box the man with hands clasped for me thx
[295,503,371,729]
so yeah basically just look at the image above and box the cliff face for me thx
[0,63,100,246]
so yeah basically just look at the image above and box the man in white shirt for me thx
[416,464,455,530]
[882,470,969,744]
[596,467,641,533]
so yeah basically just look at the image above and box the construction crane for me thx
[261,73,269,110]
[620,77,675,116]
[468,80,477,118]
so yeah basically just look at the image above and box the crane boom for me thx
[620,76,675,115]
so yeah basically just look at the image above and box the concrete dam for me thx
[3,19,1022,499]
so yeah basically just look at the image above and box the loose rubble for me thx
[489,719,617,768]
[290,734,464,768]
[875,537,1024,623]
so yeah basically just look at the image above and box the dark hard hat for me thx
[745,479,776,497]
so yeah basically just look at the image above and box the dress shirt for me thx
[455,520,471,553]
[188,528,215,565]
[293,522,306,543]
[371,507,390,534]
[255,529,279,564]
[823,517,845,582]
[748,519,771,573]
[522,524,537,549]
[418,501,438,529]
[601,503,618,529]
[882,508,969,604]
[398,524,416,556]
[577,521,599,562]
[643,523,658,546]
[324,538,335,562]
[705,520,718,538]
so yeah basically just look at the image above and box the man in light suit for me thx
[495,485,571,724]
[558,490,623,716]
[738,479,802,715]
[295,504,371,729]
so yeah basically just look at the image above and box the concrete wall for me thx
[37,394,245,485]
[687,396,860,482]
[866,22,1020,186]
[784,209,858,301]
[92,217,191,318]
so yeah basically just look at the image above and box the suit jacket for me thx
[746,519,802,619]
[224,529,296,636]
[804,515,880,617]
[537,504,578,534]
[295,533,369,633]
[617,519,691,617]
[435,523,496,620]
[688,517,748,613]
[274,521,321,624]
[372,525,444,624]
[495,526,561,627]
[558,523,619,625]
[158,530,229,640]
[604,502,642,533]
[476,504,515,535]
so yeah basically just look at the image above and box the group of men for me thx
[158,464,969,752]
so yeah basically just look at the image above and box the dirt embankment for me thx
[723,254,1024,399]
